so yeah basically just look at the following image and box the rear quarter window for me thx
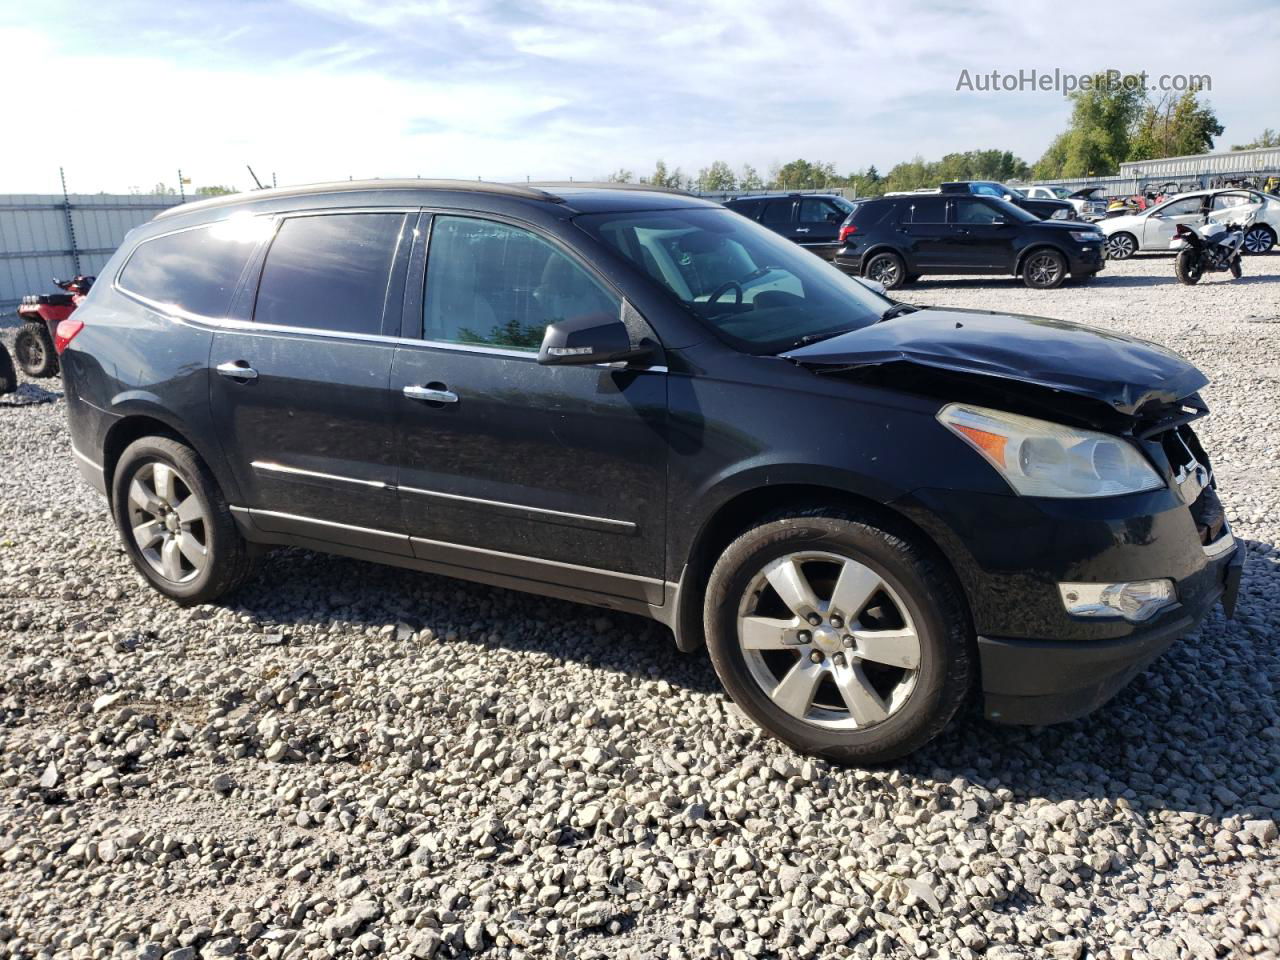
[117,222,267,317]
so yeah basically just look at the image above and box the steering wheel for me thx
[706,281,743,306]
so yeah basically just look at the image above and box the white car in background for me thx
[1101,189,1280,259]
[1023,185,1108,220]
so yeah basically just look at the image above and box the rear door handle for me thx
[795,227,810,233]
[216,361,258,381]
[403,385,458,404]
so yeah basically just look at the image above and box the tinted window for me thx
[954,198,1002,224]
[118,220,268,317]
[972,183,1003,197]
[578,208,886,356]
[253,214,403,336]
[798,198,845,223]
[907,198,947,223]
[727,199,764,219]
[761,200,794,225]
[423,216,619,351]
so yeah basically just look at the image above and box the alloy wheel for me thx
[736,551,921,730]
[1243,226,1274,254]
[1026,253,1062,286]
[867,256,901,287]
[126,460,209,583]
[1105,234,1136,260]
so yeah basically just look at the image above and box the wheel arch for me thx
[858,244,909,275]
[1015,242,1070,276]
[672,482,971,653]
[101,412,240,507]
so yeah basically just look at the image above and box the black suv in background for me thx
[834,193,1105,289]
[58,180,1236,763]
[940,181,1076,220]
[723,192,854,260]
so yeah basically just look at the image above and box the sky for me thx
[1,0,1277,194]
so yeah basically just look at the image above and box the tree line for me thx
[607,79,1272,195]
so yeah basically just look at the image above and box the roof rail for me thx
[153,178,564,220]
[527,180,694,197]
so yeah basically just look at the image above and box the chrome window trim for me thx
[398,484,635,530]
[251,460,390,489]
[234,507,661,585]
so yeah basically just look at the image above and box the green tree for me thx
[1128,91,1223,161]
[150,182,177,196]
[605,169,634,183]
[1033,75,1147,178]
[774,159,839,189]
[696,160,737,192]
[739,163,764,190]
[195,184,237,196]
[644,159,686,188]
[1231,129,1280,151]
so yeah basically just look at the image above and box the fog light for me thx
[1058,580,1176,622]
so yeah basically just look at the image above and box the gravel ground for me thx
[1,254,1278,960]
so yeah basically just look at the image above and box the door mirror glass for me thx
[991,215,1010,226]
[538,313,650,366]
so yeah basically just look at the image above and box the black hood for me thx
[783,308,1207,417]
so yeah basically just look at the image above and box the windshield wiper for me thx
[879,302,919,321]
[783,329,849,351]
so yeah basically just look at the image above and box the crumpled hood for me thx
[783,307,1208,416]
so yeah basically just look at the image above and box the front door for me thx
[1142,196,1207,248]
[949,198,1017,271]
[210,211,411,538]
[794,196,847,256]
[390,214,669,603]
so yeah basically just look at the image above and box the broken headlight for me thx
[938,403,1165,498]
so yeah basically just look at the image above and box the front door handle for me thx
[795,227,810,234]
[403,385,458,404]
[216,361,258,381]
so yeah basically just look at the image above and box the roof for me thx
[154,178,710,221]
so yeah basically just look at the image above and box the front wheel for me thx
[1175,249,1203,285]
[863,252,906,290]
[1105,232,1137,260]
[703,510,973,764]
[1023,249,1067,289]
[111,436,257,604]
[14,323,58,378]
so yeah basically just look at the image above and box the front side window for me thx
[1155,197,1204,217]
[577,207,886,355]
[953,198,1002,224]
[423,216,619,351]
[798,198,844,223]
[254,213,405,335]
[118,218,270,317]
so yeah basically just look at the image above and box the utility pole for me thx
[59,166,81,275]
[177,169,186,202]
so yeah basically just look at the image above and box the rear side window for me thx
[118,222,265,317]
[761,200,794,225]
[727,199,764,219]
[254,213,405,336]
[423,216,619,351]
[906,198,947,223]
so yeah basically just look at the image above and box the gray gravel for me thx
[1,253,1278,960]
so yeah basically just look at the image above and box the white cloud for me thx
[2,0,1277,194]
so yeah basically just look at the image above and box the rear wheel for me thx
[863,252,906,290]
[111,436,257,604]
[1242,225,1275,254]
[1105,232,1137,260]
[1022,249,1067,289]
[703,510,973,764]
[14,323,58,377]
[1175,249,1203,285]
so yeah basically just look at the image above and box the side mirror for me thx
[991,215,1010,226]
[538,313,651,366]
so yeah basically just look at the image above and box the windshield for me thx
[576,208,887,354]
[1047,186,1071,198]
[830,196,855,215]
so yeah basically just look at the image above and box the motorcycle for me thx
[1169,212,1253,285]
[14,275,95,378]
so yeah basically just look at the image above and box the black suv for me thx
[940,181,1076,220]
[58,180,1239,763]
[834,194,1106,289]
[722,193,854,260]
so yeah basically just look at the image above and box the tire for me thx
[1022,249,1067,289]
[1175,249,1203,285]
[1105,232,1137,260]
[863,252,906,290]
[14,323,58,378]
[703,509,973,764]
[1242,224,1275,255]
[903,273,921,285]
[1230,258,1242,279]
[111,436,257,605]
[0,344,15,395]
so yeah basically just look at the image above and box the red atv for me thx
[15,275,95,378]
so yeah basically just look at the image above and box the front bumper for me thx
[1066,243,1106,274]
[980,540,1241,724]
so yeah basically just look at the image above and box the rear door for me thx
[898,197,950,268]
[390,213,668,603]
[759,198,797,238]
[209,210,411,541]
